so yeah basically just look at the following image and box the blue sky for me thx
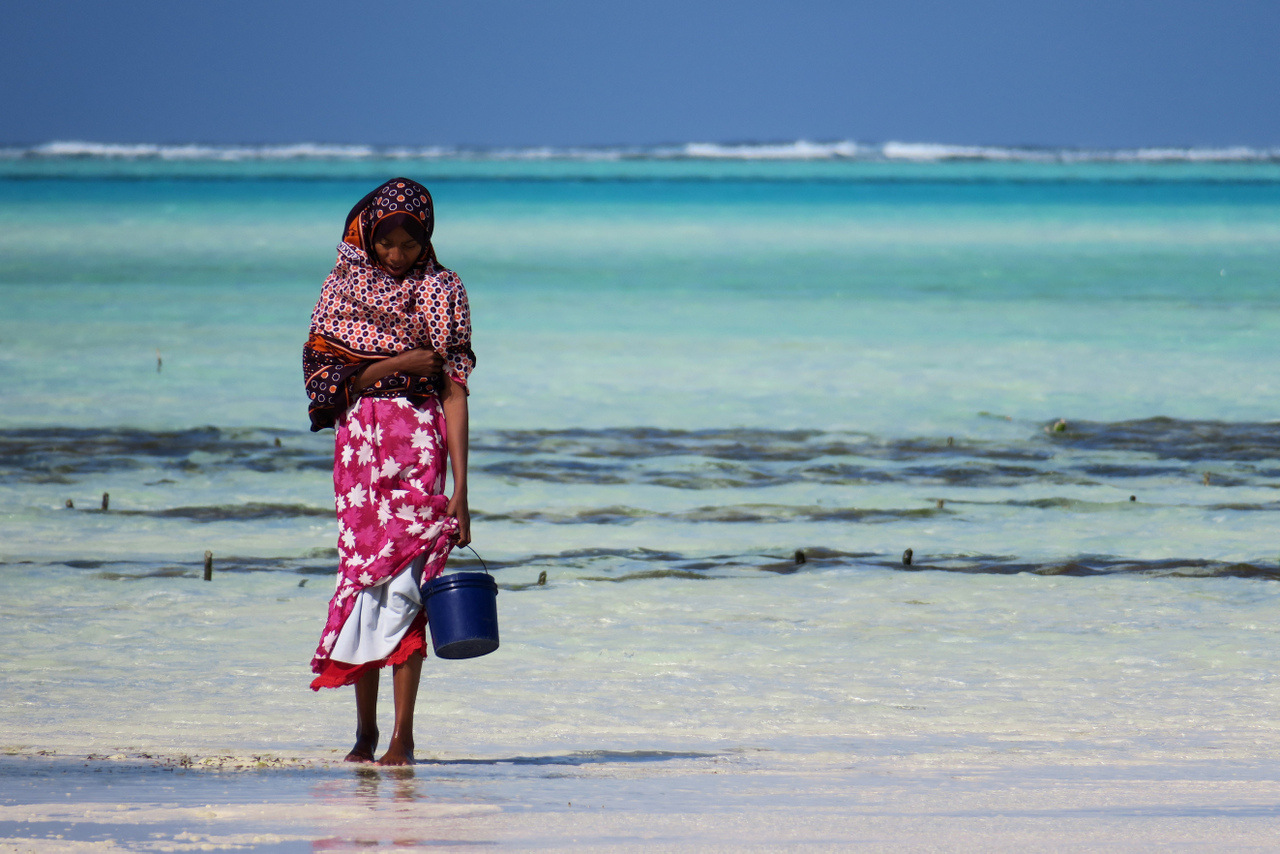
[5,0,1278,148]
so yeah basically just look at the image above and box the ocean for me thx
[3,142,1280,848]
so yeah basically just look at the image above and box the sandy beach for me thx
[6,747,1280,850]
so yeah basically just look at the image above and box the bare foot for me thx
[344,727,379,763]
[376,738,414,766]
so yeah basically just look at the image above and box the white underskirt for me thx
[329,553,426,666]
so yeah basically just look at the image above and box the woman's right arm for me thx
[352,348,444,391]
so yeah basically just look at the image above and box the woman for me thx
[303,177,474,766]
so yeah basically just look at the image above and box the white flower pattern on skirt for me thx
[310,395,457,674]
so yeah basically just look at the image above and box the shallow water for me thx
[5,559,1280,848]
[3,153,1280,846]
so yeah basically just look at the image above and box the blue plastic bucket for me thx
[422,571,499,659]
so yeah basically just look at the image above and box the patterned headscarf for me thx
[342,177,440,272]
[303,177,474,431]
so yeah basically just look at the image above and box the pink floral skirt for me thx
[309,396,457,688]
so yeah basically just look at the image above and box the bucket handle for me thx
[463,544,490,576]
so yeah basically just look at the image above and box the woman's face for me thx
[374,226,424,277]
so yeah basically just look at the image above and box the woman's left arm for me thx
[440,374,470,547]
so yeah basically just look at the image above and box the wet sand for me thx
[4,748,1280,851]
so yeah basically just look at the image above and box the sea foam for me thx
[4,139,1278,163]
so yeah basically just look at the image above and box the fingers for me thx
[448,513,471,549]
[397,349,445,378]
[446,493,470,548]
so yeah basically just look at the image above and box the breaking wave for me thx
[4,139,1280,164]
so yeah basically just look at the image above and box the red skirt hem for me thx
[309,611,427,691]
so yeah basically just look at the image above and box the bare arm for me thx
[440,374,470,547]
[352,348,444,392]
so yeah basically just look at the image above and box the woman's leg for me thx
[345,668,380,762]
[377,653,423,766]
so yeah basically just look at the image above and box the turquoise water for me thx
[3,154,1280,825]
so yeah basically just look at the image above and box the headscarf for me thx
[303,178,474,431]
[341,177,441,272]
